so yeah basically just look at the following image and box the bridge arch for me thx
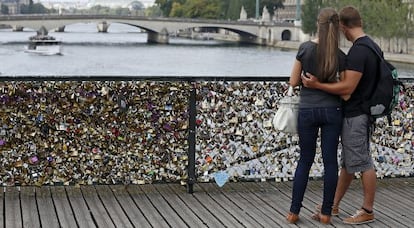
[281,29,291,41]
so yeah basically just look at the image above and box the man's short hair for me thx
[339,6,362,28]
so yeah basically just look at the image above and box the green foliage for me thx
[170,2,185,17]
[225,0,243,20]
[182,0,221,19]
[155,0,284,20]
[145,5,163,17]
[301,0,323,36]
[155,0,186,17]
[158,0,221,19]
[239,0,256,18]
[114,7,130,16]
[89,5,110,14]
[302,0,414,40]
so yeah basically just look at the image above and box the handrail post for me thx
[187,82,196,193]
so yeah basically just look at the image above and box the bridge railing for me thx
[0,76,412,193]
[0,14,295,26]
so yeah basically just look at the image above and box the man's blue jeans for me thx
[289,107,343,216]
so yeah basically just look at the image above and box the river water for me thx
[1,23,413,78]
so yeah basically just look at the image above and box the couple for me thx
[286,6,379,225]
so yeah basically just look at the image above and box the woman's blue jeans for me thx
[289,107,343,216]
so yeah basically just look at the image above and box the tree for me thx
[155,0,284,20]
[224,0,243,20]
[145,5,163,17]
[130,1,144,11]
[155,0,185,17]
[130,1,145,16]
[182,0,221,19]
[321,0,413,51]
[240,0,256,18]
[301,0,323,36]
[170,2,185,17]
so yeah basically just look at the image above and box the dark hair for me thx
[339,6,362,28]
[317,7,340,82]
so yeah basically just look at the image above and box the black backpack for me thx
[358,42,404,124]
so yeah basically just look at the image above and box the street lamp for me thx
[256,0,259,19]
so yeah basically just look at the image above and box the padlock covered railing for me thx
[0,76,412,193]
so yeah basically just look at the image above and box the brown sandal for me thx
[286,212,299,224]
[311,212,331,225]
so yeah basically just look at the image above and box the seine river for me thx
[1,23,413,78]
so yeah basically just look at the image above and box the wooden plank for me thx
[80,185,114,228]
[153,184,207,228]
[340,179,407,227]
[198,182,264,228]
[241,181,298,228]
[306,178,407,227]
[140,184,188,228]
[167,183,224,228]
[227,182,294,227]
[126,185,170,228]
[192,183,248,228]
[375,185,414,223]
[0,177,413,228]
[20,187,40,228]
[264,181,323,227]
[50,186,78,228]
[36,186,59,228]
[109,185,152,228]
[196,183,262,227]
[376,180,414,218]
[221,182,284,227]
[4,187,22,228]
[94,185,133,228]
[305,180,372,228]
[64,186,95,227]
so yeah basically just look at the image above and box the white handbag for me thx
[273,86,299,134]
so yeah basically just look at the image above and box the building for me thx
[274,0,302,22]
[0,0,30,14]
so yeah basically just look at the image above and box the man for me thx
[301,6,377,225]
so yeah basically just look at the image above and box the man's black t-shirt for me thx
[344,36,382,117]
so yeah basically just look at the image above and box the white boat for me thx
[26,38,62,55]
[25,26,62,55]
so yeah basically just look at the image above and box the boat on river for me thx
[25,26,62,55]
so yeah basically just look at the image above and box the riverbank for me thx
[275,40,414,64]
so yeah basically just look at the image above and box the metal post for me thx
[256,0,259,19]
[187,83,196,193]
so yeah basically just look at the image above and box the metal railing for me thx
[0,76,412,193]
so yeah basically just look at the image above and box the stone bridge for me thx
[0,14,302,45]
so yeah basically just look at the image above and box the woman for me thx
[286,7,346,225]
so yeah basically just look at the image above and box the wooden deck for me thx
[1,177,413,228]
